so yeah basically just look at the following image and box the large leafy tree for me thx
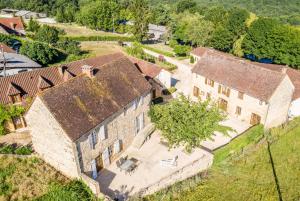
[35,25,59,45]
[176,0,197,13]
[209,26,235,52]
[20,42,59,65]
[76,0,119,31]
[242,18,300,68]
[129,0,150,42]
[149,95,232,152]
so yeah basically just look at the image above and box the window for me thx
[259,100,263,105]
[193,86,200,97]
[89,130,98,149]
[98,125,106,140]
[205,78,214,87]
[12,116,24,129]
[236,106,242,116]
[10,94,21,104]
[218,85,230,97]
[238,92,244,100]
[135,113,144,135]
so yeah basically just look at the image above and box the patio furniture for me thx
[119,159,138,174]
[160,155,178,167]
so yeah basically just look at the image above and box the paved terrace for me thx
[97,131,213,200]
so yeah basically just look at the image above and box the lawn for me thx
[46,23,125,37]
[141,118,300,201]
[0,156,68,201]
[80,41,124,57]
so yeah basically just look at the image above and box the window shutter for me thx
[92,130,97,146]
[102,147,110,166]
[91,159,97,179]
[205,78,208,85]
[98,125,106,140]
[114,140,121,154]
[88,134,93,149]
[227,88,231,97]
[211,81,214,87]
[218,85,221,94]
[135,117,140,134]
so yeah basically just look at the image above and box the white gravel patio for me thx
[97,131,213,200]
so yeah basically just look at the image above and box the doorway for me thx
[250,113,261,125]
[219,98,228,111]
[96,154,104,173]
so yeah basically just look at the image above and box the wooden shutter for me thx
[91,159,97,179]
[211,81,214,87]
[193,86,199,97]
[102,147,110,166]
[98,125,106,140]
[218,85,221,94]
[205,78,208,85]
[88,134,93,149]
[114,140,121,154]
[226,88,231,97]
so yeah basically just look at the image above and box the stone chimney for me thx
[10,22,16,30]
[81,65,94,78]
[281,67,288,74]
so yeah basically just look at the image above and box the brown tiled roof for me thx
[39,57,152,141]
[192,48,288,101]
[128,57,162,78]
[0,17,24,34]
[191,47,209,57]
[37,76,52,89]
[0,52,126,105]
[0,43,15,53]
[7,83,21,96]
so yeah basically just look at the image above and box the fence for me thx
[135,153,213,197]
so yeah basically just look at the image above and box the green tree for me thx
[35,25,59,45]
[209,26,235,52]
[125,42,145,59]
[20,42,59,65]
[242,18,300,68]
[173,45,191,56]
[56,4,77,23]
[0,104,24,135]
[56,38,81,55]
[76,0,119,31]
[27,17,40,32]
[226,8,250,37]
[204,6,228,26]
[149,95,231,152]
[129,0,150,42]
[176,0,197,13]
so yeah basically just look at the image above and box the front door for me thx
[96,155,104,173]
[219,98,228,111]
[250,113,261,125]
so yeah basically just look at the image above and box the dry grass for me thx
[0,156,68,201]
[80,41,124,57]
[47,23,124,37]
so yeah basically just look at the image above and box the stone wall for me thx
[191,73,269,125]
[25,97,80,178]
[76,92,152,176]
[265,76,294,128]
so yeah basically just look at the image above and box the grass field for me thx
[47,23,125,37]
[141,118,300,201]
[0,156,68,201]
[80,41,124,57]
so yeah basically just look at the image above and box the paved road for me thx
[143,49,194,97]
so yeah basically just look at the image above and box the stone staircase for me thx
[131,123,155,149]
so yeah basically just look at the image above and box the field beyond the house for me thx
[46,23,125,37]
[142,119,300,201]
[80,41,124,57]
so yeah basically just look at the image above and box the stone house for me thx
[0,53,160,134]
[0,17,25,35]
[25,57,153,195]
[190,47,296,128]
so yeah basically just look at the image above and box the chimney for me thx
[81,65,94,78]
[281,67,288,74]
[10,22,16,30]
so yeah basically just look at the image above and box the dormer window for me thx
[10,94,21,104]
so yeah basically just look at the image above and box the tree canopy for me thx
[149,95,232,152]
[35,25,60,45]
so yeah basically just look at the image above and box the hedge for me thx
[61,35,135,42]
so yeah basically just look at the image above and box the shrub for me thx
[174,45,191,56]
[0,145,14,154]
[190,56,195,63]
[15,146,33,155]
[35,180,99,201]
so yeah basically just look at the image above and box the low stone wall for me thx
[80,173,109,200]
[136,153,213,196]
